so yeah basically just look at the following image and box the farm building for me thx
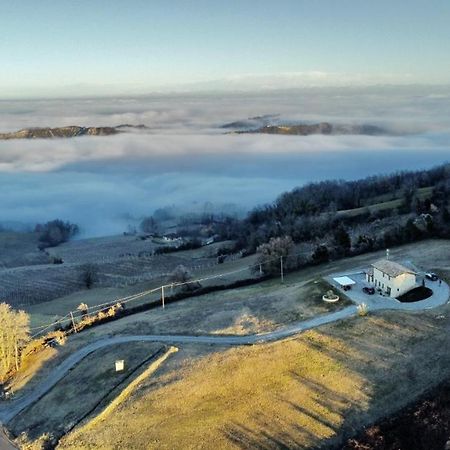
[366,259,416,297]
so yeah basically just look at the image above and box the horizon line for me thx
[2,82,450,102]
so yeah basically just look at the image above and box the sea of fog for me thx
[0,87,449,236]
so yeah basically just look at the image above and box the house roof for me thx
[371,259,415,277]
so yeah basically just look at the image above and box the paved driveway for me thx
[325,270,450,312]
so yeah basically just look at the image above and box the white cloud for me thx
[1,88,450,235]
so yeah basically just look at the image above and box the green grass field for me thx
[336,186,433,218]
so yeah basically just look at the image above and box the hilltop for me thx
[0,124,149,140]
[231,121,389,136]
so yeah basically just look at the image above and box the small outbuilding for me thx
[333,276,356,290]
[366,259,416,297]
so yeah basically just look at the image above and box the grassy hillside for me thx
[59,298,450,449]
[10,342,164,446]
[4,239,449,449]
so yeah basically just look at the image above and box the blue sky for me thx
[1,0,450,97]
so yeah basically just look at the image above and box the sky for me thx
[1,0,450,98]
[1,3,450,236]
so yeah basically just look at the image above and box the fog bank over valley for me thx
[1,87,449,236]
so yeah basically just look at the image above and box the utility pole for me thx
[161,285,165,309]
[259,263,263,276]
[70,311,77,333]
[280,256,284,283]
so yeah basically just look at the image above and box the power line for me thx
[30,248,308,338]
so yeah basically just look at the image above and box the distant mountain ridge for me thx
[0,124,149,140]
[230,121,388,136]
[221,114,279,130]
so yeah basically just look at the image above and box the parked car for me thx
[425,272,438,281]
[362,286,375,295]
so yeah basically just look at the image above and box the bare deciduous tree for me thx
[77,302,89,318]
[256,235,295,276]
[79,264,99,289]
[0,303,30,381]
[169,265,201,292]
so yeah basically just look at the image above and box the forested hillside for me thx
[216,164,450,265]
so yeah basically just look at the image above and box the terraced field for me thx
[0,265,84,307]
[0,246,222,307]
[0,232,50,269]
[45,235,159,264]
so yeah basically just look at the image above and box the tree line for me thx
[212,164,450,266]
[35,219,79,248]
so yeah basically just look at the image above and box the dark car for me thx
[425,272,438,281]
[363,286,375,295]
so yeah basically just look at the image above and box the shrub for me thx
[17,432,54,450]
[169,265,201,292]
[357,303,369,316]
[154,239,202,254]
[79,264,99,289]
[311,244,330,265]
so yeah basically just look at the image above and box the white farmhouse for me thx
[366,259,416,297]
